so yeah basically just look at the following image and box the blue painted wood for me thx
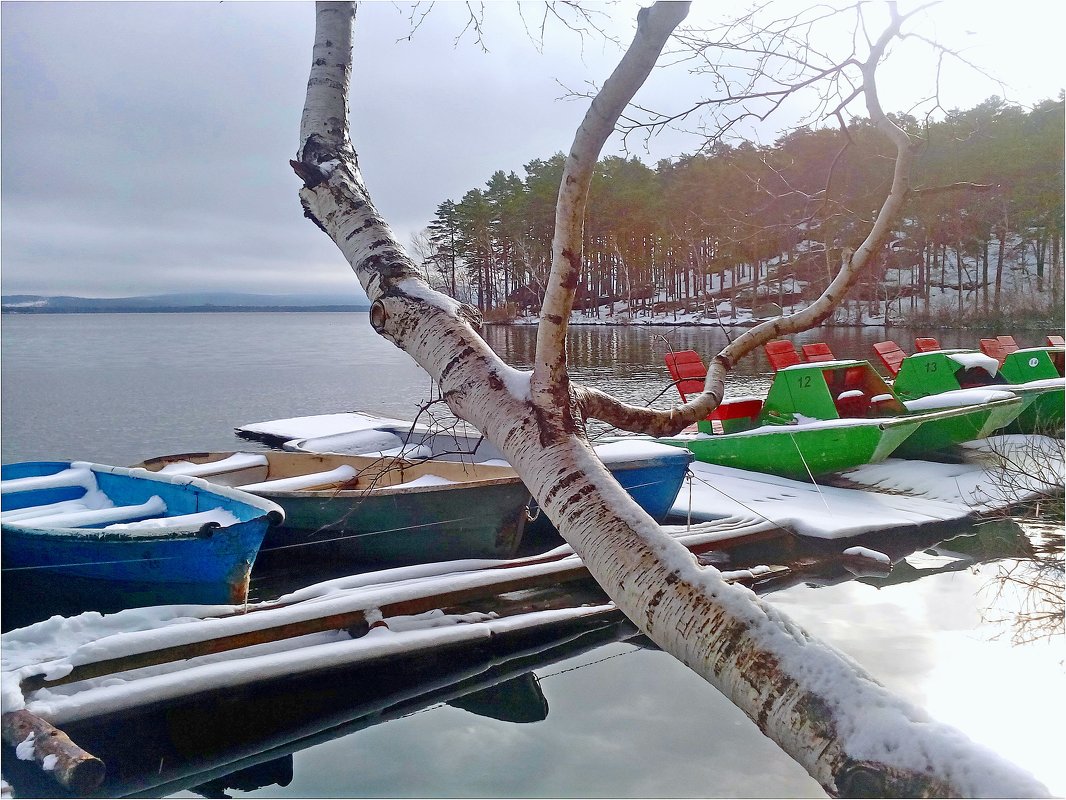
[1,461,283,606]
[604,451,692,523]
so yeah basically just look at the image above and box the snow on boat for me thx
[0,461,283,607]
[647,357,1023,479]
[246,412,694,525]
[873,342,1065,435]
[134,451,534,565]
[235,410,412,448]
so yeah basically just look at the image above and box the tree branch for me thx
[533,2,690,415]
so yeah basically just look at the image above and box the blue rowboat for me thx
[524,440,693,538]
[1,461,284,607]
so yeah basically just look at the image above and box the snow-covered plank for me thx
[237,465,358,493]
[155,453,269,477]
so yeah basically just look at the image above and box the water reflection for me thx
[980,516,1065,646]
[7,515,1055,799]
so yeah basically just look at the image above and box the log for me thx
[1,710,105,793]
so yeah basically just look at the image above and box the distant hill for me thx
[1,292,371,313]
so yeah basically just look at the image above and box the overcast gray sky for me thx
[2,1,1062,302]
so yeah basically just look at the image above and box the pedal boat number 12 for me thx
[648,359,1024,479]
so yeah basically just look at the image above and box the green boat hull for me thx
[890,348,1063,435]
[652,359,1026,478]
[262,481,531,565]
[655,419,919,480]
[892,398,1023,458]
[1006,386,1065,434]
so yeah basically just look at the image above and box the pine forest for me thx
[414,96,1065,328]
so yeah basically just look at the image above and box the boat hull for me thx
[651,419,918,480]
[261,480,531,564]
[135,452,533,566]
[894,396,1025,457]
[605,453,692,522]
[1008,385,1066,434]
[888,349,1063,436]
[1,461,281,613]
[2,521,267,602]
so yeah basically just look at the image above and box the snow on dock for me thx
[843,434,1064,510]
[673,462,971,538]
[671,434,1063,538]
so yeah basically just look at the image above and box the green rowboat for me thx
[135,451,532,566]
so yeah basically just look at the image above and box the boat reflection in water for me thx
[3,611,643,798]
[1,515,1039,799]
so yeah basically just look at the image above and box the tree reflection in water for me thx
[984,516,1064,645]
[977,432,1064,645]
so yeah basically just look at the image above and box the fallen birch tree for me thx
[291,2,1050,795]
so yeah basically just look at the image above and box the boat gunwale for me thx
[134,451,528,499]
[1,461,284,536]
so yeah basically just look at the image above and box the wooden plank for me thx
[19,563,592,693]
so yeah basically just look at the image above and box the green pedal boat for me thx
[874,340,1064,435]
[643,356,1024,480]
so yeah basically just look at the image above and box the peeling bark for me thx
[293,3,1049,796]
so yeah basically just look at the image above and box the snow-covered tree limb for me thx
[293,3,1049,795]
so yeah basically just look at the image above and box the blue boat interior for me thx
[1,461,268,528]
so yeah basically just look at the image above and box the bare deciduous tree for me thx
[292,2,1049,795]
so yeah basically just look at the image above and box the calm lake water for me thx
[1,313,1062,798]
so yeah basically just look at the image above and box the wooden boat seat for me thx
[1,499,95,524]
[914,337,941,353]
[801,342,835,362]
[979,338,1004,363]
[238,465,359,493]
[11,496,167,529]
[764,340,801,371]
[664,350,708,402]
[997,335,1019,355]
[1047,335,1065,347]
[156,453,269,478]
[872,341,907,376]
[0,466,96,496]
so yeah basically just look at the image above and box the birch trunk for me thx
[293,3,1049,796]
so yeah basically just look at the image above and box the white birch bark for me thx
[293,3,1049,796]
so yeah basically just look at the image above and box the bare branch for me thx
[911,181,997,197]
[532,2,691,415]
